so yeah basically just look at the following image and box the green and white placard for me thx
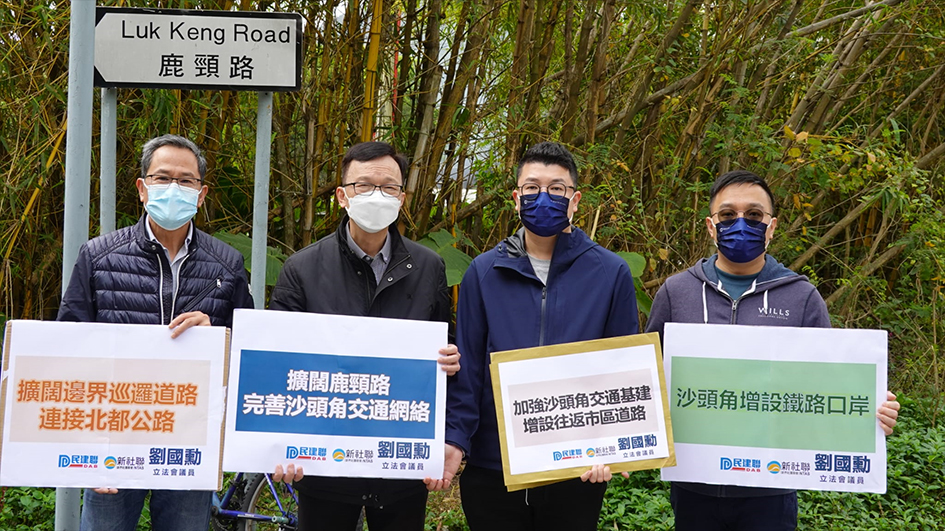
[661,323,887,494]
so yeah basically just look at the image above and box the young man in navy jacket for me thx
[441,142,639,530]
[645,170,900,531]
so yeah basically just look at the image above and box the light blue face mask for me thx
[145,183,200,230]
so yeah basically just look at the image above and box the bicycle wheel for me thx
[212,473,250,531]
[239,473,299,531]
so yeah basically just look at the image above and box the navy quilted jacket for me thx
[58,215,254,326]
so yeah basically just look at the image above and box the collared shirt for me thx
[145,215,193,295]
[346,224,391,285]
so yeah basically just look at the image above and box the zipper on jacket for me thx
[178,277,222,315]
[170,254,191,317]
[728,280,757,324]
[538,287,547,346]
[155,250,176,325]
[157,257,166,325]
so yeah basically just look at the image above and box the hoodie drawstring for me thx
[701,282,708,324]
[745,279,758,298]
[763,290,768,312]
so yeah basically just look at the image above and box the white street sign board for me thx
[94,8,302,91]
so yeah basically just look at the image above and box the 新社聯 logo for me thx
[104,456,117,469]
[332,449,346,462]
[767,461,781,474]
[586,448,596,458]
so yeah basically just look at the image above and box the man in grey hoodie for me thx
[644,170,900,531]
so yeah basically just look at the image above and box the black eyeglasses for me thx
[343,182,404,198]
[146,174,203,190]
[711,208,772,223]
[518,183,575,198]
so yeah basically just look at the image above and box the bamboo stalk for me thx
[361,0,384,142]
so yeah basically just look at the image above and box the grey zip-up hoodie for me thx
[645,254,830,498]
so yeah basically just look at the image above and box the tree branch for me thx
[789,194,880,272]
[917,141,945,170]
[824,243,906,306]
[426,192,501,235]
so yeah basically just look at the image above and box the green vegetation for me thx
[421,399,945,530]
[4,401,941,531]
[0,0,943,528]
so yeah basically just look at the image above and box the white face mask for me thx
[345,192,401,233]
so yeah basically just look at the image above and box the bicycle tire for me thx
[211,473,249,531]
[238,473,299,531]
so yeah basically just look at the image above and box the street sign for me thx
[94,8,302,92]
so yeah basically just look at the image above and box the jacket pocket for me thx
[178,278,222,315]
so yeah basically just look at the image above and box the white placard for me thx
[660,323,887,494]
[0,320,227,490]
[223,309,447,480]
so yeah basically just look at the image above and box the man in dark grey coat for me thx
[59,134,254,531]
[645,170,900,531]
[269,141,460,531]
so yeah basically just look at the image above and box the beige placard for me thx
[216,328,231,491]
[489,333,676,491]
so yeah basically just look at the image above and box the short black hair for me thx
[141,134,207,180]
[516,142,579,186]
[341,142,408,184]
[709,170,777,216]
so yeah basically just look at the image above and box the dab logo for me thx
[767,461,781,474]
[332,449,346,462]
[720,457,761,472]
[104,457,117,470]
[58,455,98,469]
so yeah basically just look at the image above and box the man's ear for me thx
[766,217,778,243]
[512,190,521,213]
[197,184,209,208]
[705,216,717,241]
[568,191,581,218]
[336,187,349,208]
[136,178,148,204]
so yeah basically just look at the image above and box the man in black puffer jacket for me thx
[58,134,254,531]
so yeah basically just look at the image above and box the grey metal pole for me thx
[100,88,117,235]
[250,92,273,308]
[58,1,95,529]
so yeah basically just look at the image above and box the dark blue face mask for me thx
[716,217,768,263]
[519,192,571,237]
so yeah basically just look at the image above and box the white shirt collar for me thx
[144,215,193,254]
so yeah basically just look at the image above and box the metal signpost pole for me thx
[100,88,118,234]
[251,92,273,309]
[58,1,96,529]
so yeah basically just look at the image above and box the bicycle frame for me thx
[212,472,299,527]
